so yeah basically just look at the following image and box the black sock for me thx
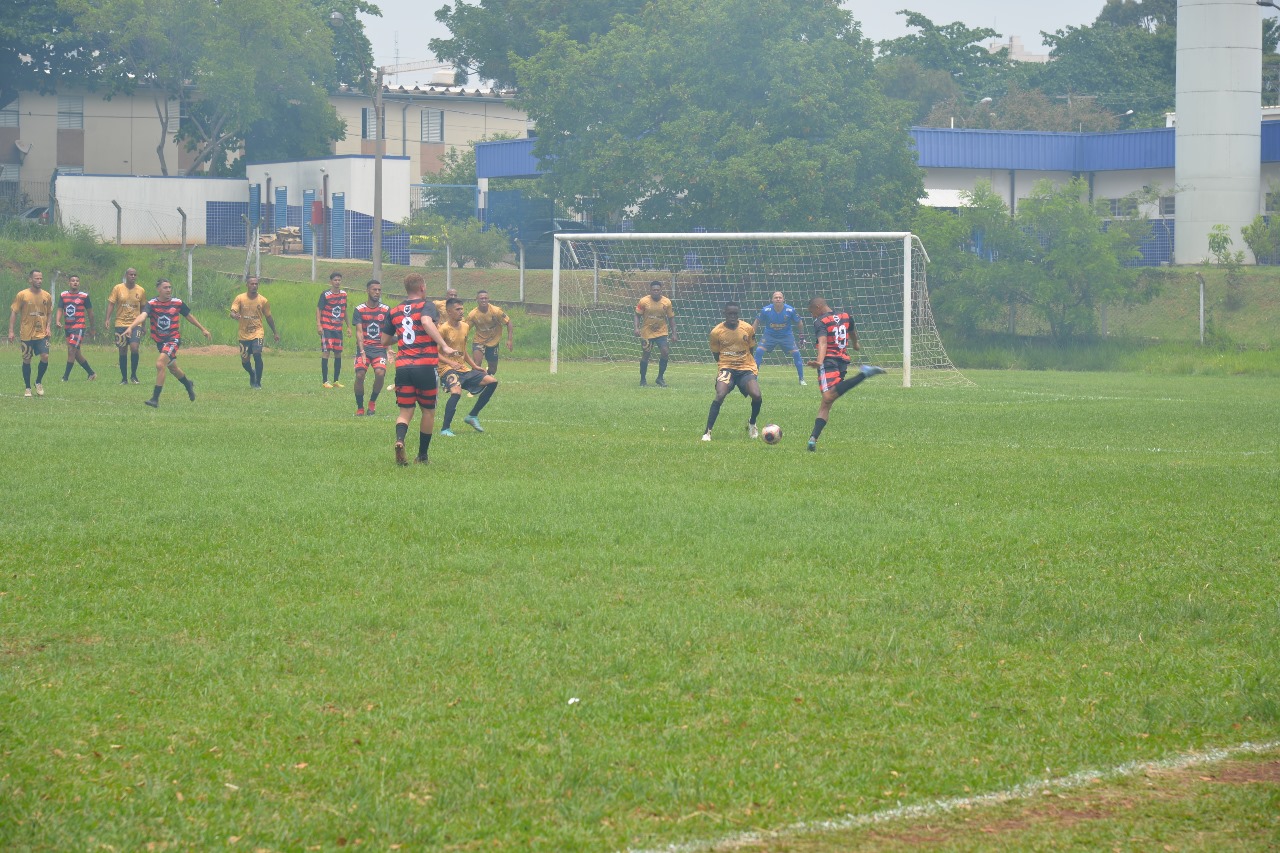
[21,363,31,387]
[369,384,380,403]
[63,362,74,380]
[253,353,264,383]
[356,392,365,409]
[130,351,139,378]
[35,361,47,383]
[242,360,254,381]
[152,385,163,401]
[119,351,128,381]
[333,357,342,382]
[417,431,432,460]
[442,394,460,430]
[322,359,329,382]
[395,422,408,443]
[658,356,668,379]
[834,373,866,396]
[750,397,761,424]
[705,399,723,433]
[639,356,649,382]
[79,356,93,376]
[469,382,497,417]
[812,417,827,440]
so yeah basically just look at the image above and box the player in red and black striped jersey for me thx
[317,271,348,387]
[353,279,392,415]
[804,297,885,451]
[123,279,212,407]
[381,273,456,465]
[56,274,96,381]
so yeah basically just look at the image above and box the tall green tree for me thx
[0,1,115,111]
[430,0,646,87]
[875,11,1010,102]
[512,0,921,232]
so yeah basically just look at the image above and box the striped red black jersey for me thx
[59,290,92,330]
[389,299,439,367]
[317,289,347,332]
[354,302,392,350]
[813,310,857,363]
[143,297,191,342]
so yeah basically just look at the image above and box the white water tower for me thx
[1175,0,1263,263]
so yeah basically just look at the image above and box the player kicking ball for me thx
[805,296,884,452]
[435,298,499,435]
[702,302,763,441]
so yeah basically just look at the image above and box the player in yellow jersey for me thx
[433,287,459,320]
[230,275,280,388]
[465,290,512,375]
[8,269,53,397]
[104,267,146,383]
[634,280,676,386]
[702,302,763,442]
[436,297,498,436]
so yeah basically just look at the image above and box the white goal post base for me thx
[550,232,967,388]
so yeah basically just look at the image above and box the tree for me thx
[430,0,646,87]
[404,211,512,268]
[0,1,115,111]
[316,0,381,90]
[874,55,960,125]
[512,0,922,232]
[64,0,345,174]
[875,11,1010,102]
[922,83,1122,132]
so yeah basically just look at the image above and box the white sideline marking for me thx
[625,740,1280,853]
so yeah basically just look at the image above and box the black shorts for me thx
[818,359,850,392]
[442,368,488,395]
[239,338,264,357]
[642,335,669,352]
[394,364,438,410]
[21,338,50,358]
[321,330,344,354]
[716,368,757,395]
[473,343,499,361]
[114,325,142,346]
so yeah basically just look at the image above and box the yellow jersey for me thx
[437,320,472,373]
[635,295,674,339]
[10,288,52,340]
[465,305,509,346]
[710,321,757,372]
[108,283,147,327]
[231,293,271,341]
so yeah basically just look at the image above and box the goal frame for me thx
[551,231,923,387]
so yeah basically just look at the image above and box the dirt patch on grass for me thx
[1188,760,1280,786]
[182,345,244,357]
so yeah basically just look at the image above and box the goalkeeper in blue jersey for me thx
[753,291,808,384]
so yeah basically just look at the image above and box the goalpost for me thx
[550,232,968,387]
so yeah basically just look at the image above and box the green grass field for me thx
[2,351,1277,850]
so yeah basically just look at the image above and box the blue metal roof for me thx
[477,125,1279,179]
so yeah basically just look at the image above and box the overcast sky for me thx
[360,0,1110,71]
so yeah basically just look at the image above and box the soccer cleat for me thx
[799,379,807,386]
[355,408,366,416]
[333,381,344,388]
[323,381,333,388]
[414,456,429,465]
[655,377,668,387]
[23,388,32,398]
[366,401,376,415]
[61,376,69,382]
[748,423,759,439]
[185,380,196,401]
[639,380,647,387]
[118,380,129,385]
[386,383,394,392]
[145,399,159,408]
[35,383,43,396]
[130,377,140,384]
[394,441,408,466]
[464,415,484,433]
[807,437,817,452]
[861,364,886,377]
[88,374,97,381]
[439,428,456,437]
[701,432,712,442]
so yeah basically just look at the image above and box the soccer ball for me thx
[762,423,782,445]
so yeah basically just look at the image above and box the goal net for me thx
[551,232,968,387]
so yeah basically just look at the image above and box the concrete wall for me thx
[54,174,247,245]
[246,156,411,222]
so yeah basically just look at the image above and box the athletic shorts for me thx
[114,325,142,346]
[716,367,757,396]
[239,338,264,357]
[156,338,181,360]
[355,347,388,371]
[641,334,669,352]
[321,330,344,354]
[441,368,488,395]
[394,364,437,410]
[65,329,86,348]
[20,338,50,358]
[473,343,499,361]
[818,358,850,393]
[757,334,798,353]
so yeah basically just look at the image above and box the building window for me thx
[421,109,444,143]
[1267,192,1280,215]
[1102,197,1138,218]
[57,95,84,129]
[1159,196,1176,217]
[361,107,379,140]
[0,102,17,128]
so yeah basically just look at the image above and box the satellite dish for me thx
[14,140,32,160]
